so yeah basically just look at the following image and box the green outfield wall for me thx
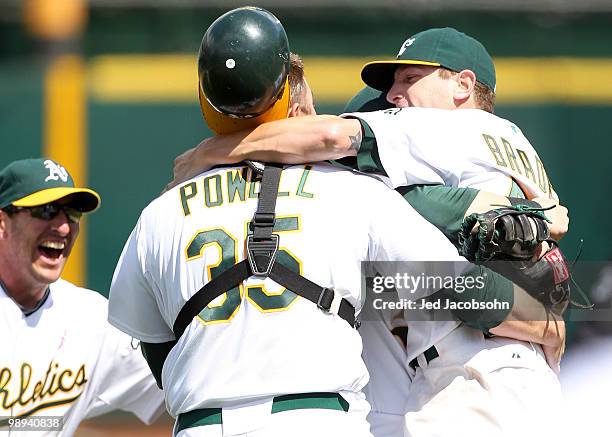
[1,10,611,298]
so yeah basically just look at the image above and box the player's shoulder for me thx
[297,162,391,190]
[136,166,237,226]
[313,163,409,208]
[345,107,488,129]
[151,164,249,209]
[392,107,512,125]
[412,108,529,139]
[457,109,526,132]
[289,161,357,177]
[50,280,143,362]
[143,179,189,217]
[51,279,108,305]
[345,106,516,125]
[49,279,109,325]
[153,162,397,211]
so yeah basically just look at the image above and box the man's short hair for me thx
[289,53,306,107]
[438,68,495,113]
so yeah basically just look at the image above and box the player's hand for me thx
[533,197,569,241]
[164,139,213,193]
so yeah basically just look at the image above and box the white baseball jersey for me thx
[344,107,558,200]
[344,106,560,363]
[108,163,465,424]
[0,279,164,437]
[343,108,564,437]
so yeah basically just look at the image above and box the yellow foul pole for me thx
[24,0,89,287]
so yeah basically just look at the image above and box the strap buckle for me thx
[245,160,265,175]
[316,288,335,312]
[246,234,279,277]
[252,212,275,228]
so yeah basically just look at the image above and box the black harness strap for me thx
[172,260,251,340]
[269,262,357,328]
[253,163,281,240]
[172,164,357,341]
[247,163,283,276]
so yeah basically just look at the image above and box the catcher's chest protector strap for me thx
[173,163,357,341]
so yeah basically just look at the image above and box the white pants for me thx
[405,327,563,437]
[360,316,412,437]
[367,412,406,437]
[175,407,373,437]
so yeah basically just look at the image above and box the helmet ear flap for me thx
[199,77,291,135]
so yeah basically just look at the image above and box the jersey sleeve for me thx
[433,265,514,333]
[341,110,449,188]
[108,217,175,343]
[367,189,464,263]
[84,324,166,423]
[377,184,514,332]
[366,185,470,301]
[329,117,388,176]
[396,184,479,244]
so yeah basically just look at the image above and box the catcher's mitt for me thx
[458,205,570,307]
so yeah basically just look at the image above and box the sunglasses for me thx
[4,203,82,224]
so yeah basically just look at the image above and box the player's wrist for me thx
[508,197,542,209]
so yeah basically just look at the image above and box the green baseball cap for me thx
[361,27,496,92]
[0,158,100,211]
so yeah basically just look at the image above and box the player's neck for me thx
[454,98,480,110]
[0,271,48,310]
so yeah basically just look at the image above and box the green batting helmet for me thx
[198,6,291,134]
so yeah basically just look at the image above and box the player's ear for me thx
[454,69,477,102]
[0,210,9,238]
[287,102,301,118]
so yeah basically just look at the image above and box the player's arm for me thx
[398,185,569,244]
[464,191,568,242]
[169,115,360,188]
[89,324,166,422]
[366,185,565,371]
[108,218,177,387]
[400,186,567,370]
[369,194,559,372]
[436,268,565,373]
[489,287,565,373]
[140,341,177,389]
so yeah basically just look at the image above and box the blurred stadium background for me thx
[1,0,611,434]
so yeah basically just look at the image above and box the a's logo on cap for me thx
[397,37,415,58]
[43,160,69,183]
